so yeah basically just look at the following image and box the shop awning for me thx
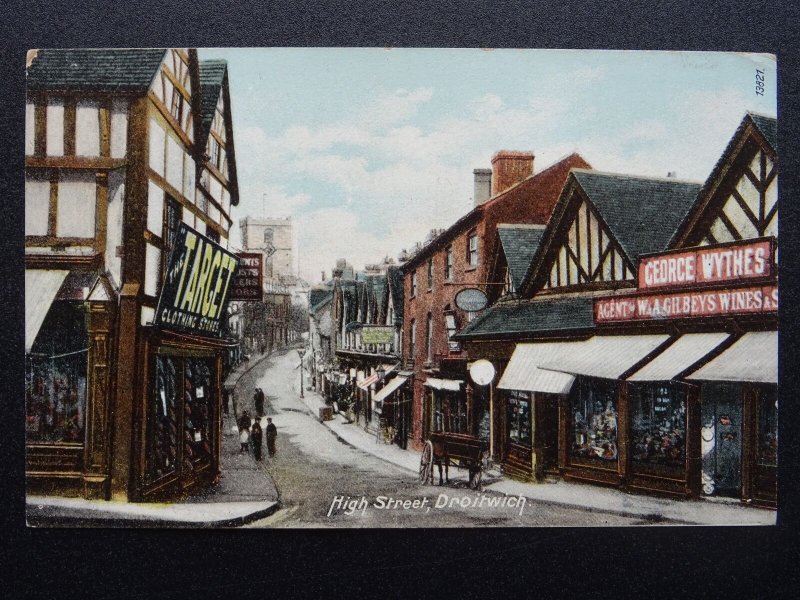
[25,269,69,353]
[497,342,579,394]
[539,334,670,380]
[627,333,731,382]
[373,376,409,403]
[687,331,777,383]
[425,378,463,391]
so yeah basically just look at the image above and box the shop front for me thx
[25,268,116,499]
[372,371,412,448]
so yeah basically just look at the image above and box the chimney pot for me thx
[491,150,534,196]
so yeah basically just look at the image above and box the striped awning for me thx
[25,269,69,353]
[497,342,579,394]
[373,376,409,403]
[539,334,670,380]
[627,333,731,382]
[687,331,777,384]
[358,372,379,389]
[425,378,463,391]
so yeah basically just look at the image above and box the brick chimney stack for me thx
[473,168,492,207]
[491,150,534,197]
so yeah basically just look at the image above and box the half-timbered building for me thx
[25,49,241,502]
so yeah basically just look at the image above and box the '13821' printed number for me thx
[756,69,765,96]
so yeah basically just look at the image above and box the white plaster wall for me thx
[75,100,100,156]
[182,206,195,228]
[149,118,166,176]
[110,99,128,159]
[144,242,161,297]
[209,176,222,203]
[25,174,50,236]
[183,151,196,201]
[105,169,125,288]
[57,171,96,238]
[25,102,35,156]
[141,306,155,326]
[147,180,164,237]
[208,203,220,225]
[46,99,64,156]
[165,134,184,192]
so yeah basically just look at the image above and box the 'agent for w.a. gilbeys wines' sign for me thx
[154,224,240,336]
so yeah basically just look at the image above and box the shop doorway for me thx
[535,394,560,475]
[701,384,742,498]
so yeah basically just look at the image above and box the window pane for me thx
[146,355,179,482]
[630,383,687,467]
[571,376,618,462]
[508,391,531,445]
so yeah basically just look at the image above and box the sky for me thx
[197,48,776,283]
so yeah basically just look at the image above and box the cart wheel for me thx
[469,467,483,491]
[419,441,433,484]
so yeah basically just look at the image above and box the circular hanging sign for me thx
[455,287,488,312]
[470,359,496,386]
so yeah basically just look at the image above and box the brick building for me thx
[401,151,590,451]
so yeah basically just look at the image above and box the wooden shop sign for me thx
[155,224,240,336]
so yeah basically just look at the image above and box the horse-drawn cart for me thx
[418,431,487,490]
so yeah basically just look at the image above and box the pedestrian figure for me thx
[251,418,263,461]
[266,417,277,457]
[238,411,252,454]
[254,387,265,417]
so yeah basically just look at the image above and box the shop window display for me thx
[184,358,214,470]
[507,390,531,445]
[432,391,468,434]
[25,302,88,444]
[630,383,687,468]
[570,376,618,462]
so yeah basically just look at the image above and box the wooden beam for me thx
[48,170,58,237]
[34,101,46,156]
[64,98,76,156]
[26,156,126,170]
[99,100,111,157]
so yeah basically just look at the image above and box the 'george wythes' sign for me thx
[638,238,774,290]
[155,224,240,336]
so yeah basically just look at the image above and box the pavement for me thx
[26,351,280,528]
[297,378,777,526]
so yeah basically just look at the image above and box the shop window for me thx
[756,385,778,468]
[432,391,467,434]
[507,390,532,445]
[409,319,416,358]
[629,382,687,468]
[444,310,460,352]
[570,376,618,462]
[25,302,88,444]
[145,354,215,485]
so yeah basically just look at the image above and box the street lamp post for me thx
[297,348,306,398]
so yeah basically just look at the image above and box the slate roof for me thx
[309,289,332,314]
[497,225,546,291]
[749,112,777,151]
[573,170,701,260]
[453,296,595,340]
[27,48,167,92]
[198,60,226,143]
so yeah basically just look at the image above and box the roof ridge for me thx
[571,168,703,185]
[497,223,547,230]
[482,152,588,207]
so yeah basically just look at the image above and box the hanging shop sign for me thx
[229,252,263,301]
[155,224,240,336]
[455,287,488,312]
[638,238,774,291]
[360,326,394,345]
[595,285,778,323]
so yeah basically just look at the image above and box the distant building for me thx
[239,216,296,280]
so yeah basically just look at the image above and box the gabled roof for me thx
[749,112,777,151]
[669,112,777,248]
[452,296,595,341]
[497,225,546,291]
[197,60,226,147]
[309,289,333,314]
[27,48,167,92]
[309,287,332,309]
[572,170,701,261]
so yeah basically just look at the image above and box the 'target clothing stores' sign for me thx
[595,238,777,323]
[155,224,240,336]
